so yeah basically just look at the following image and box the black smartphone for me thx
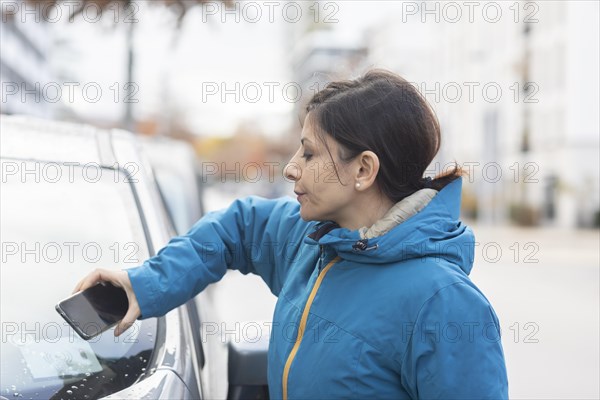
[56,282,129,340]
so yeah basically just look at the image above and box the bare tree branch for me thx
[24,0,233,23]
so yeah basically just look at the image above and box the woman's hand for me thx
[73,268,141,337]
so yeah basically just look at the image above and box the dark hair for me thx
[304,69,465,203]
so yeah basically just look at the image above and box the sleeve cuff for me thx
[126,263,159,319]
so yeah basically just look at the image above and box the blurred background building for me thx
[366,2,599,229]
[0,0,55,117]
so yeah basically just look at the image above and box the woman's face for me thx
[285,114,358,224]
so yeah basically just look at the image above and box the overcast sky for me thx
[51,1,391,137]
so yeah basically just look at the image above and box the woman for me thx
[75,69,509,399]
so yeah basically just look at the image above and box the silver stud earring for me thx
[355,182,361,188]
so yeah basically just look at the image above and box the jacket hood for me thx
[303,177,475,275]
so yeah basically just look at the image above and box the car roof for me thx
[0,115,109,163]
[0,115,148,170]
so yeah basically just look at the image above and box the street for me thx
[469,224,599,399]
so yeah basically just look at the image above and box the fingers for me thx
[114,302,141,337]
[114,270,141,337]
[72,268,113,294]
[73,268,105,294]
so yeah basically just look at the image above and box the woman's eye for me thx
[301,153,313,161]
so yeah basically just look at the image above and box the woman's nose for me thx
[284,161,301,182]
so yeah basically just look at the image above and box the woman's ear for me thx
[354,150,380,190]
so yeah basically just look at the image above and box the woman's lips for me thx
[294,191,306,202]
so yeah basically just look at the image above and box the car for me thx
[139,136,205,236]
[0,115,268,400]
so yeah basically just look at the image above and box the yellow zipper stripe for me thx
[282,256,341,400]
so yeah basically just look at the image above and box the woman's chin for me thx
[299,207,316,222]
[299,209,310,221]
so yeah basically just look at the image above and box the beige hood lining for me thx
[359,188,438,239]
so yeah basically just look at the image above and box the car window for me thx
[153,168,189,235]
[0,159,157,400]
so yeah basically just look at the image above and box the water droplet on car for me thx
[66,390,73,395]
[85,372,91,377]
[10,386,16,391]
[71,386,78,390]
[141,368,146,372]
[124,374,128,377]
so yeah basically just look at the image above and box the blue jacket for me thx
[128,177,509,399]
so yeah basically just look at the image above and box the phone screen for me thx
[56,282,129,340]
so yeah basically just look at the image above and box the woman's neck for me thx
[335,192,395,231]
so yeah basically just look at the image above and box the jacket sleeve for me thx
[126,195,313,319]
[400,282,509,399]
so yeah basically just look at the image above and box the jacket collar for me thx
[307,221,340,241]
[302,177,475,274]
[358,188,438,239]
[307,187,438,242]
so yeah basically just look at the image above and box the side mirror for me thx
[227,336,269,400]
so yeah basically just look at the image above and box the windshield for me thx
[0,159,157,399]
